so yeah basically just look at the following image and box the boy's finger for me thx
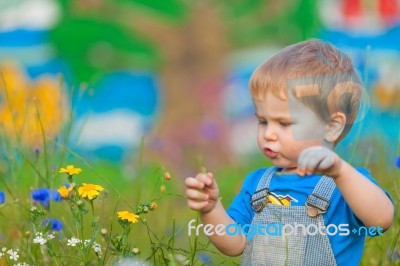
[297,153,310,176]
[195,173,213,187]
[297,151,308,168]
[305,156,322,175]
[307,156,321,169]
[318,156,334,170]
[186,188,209,201]
[187,200,209,211]
[205,172,215,187]
[185,177,205,189]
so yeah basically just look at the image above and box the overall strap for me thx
[306,175,336,217]
[256,167,277,191]
[250,167,277,213]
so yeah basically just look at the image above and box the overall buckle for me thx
[306,193,330,217]
[251,187,269,213]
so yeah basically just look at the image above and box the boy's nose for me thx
[263,126,278,141]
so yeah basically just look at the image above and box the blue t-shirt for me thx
[227,167,388,266]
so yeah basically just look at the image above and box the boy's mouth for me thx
[263,148,278,158]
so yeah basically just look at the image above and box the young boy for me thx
[185,39,394,265]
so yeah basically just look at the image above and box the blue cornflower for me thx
[0,191,5,204]
[52,190,62,202]
[198,252,212,265]
[32,188,64,207]
[32,188,50,207]
[43,218,63,231]
[396,156,400,169]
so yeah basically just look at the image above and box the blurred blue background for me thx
[0,0,399,171]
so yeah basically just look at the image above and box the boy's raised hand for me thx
[297,146,343,178]
[185,172,219,214]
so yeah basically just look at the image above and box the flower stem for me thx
[90,200,94,215]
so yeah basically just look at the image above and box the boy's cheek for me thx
[291,124,325,142]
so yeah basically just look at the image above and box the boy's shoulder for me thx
[244,167,271,181]
[241,167,276,190]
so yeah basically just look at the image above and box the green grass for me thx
[0,130,399,265]
[0,86,399,265]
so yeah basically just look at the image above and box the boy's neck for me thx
[278,167,297,174]
[277,142,335,175]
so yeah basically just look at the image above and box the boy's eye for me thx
[258,120,267,126]
[279,122,291,127]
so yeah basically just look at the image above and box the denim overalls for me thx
[241,167,337,266]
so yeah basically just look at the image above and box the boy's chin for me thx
[269,159,299,174]
[269,157,297,170]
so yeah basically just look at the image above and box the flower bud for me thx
[132,247,140,254]
[150,202,158,211]
[164,172,171,181]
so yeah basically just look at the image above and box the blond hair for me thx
[249,39,362,144]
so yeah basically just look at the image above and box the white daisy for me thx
[33,235,47,245]
[47,233,55,240]
[67,237,81,247]
[7,249,19,261]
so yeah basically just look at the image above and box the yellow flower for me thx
[150,202,158,211]
[78,183,104,200]
[59,165,82,176]
[58,184,74,199]
[160,185,166,193]
[117,211,140,224]
[0,63,68,148]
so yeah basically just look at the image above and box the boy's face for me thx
[254,93,328,172]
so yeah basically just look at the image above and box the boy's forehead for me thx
[251,83,319,100]
[253,93,320,121]
[251,89,288,102]
[253,94,289,114]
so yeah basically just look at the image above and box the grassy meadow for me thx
[0,83,398,266]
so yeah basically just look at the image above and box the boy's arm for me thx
[185,173,246,256]
[333,160,394,229]
[297,146,394,229]
[200,200,246,256]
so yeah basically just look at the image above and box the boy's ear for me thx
[324,112,346,143]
